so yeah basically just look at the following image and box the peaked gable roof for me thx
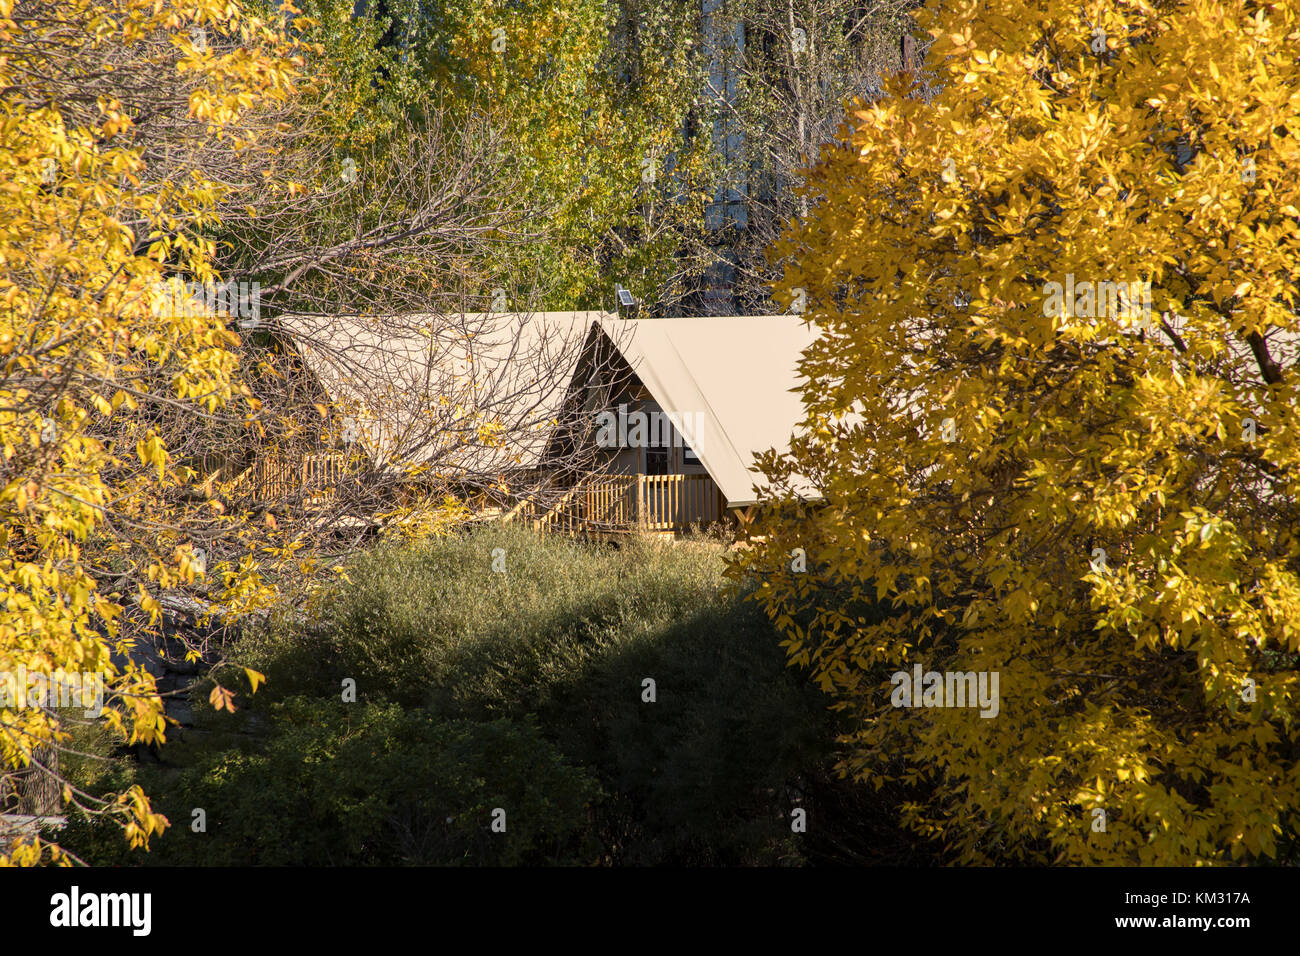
[274,310,604,472]
[272,309,821,507]
[593,314,820,507]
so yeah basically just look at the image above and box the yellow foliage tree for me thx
[391,0,715,310]
[0,0,305,864]
[742,0,1300,864]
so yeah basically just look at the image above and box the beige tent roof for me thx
[274,311,604,472]
[595,315,820,507]
[273,310,822,506]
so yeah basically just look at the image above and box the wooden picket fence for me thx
[231,452,351,502]
[526,473,726,536]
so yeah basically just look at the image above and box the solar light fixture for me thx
[615,284,641,319]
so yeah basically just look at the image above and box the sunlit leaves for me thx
[0,0,301,864]
[741,0,1300,865]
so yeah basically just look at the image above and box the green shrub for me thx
[139,697,598,866]
[230,527,837,863]
[238,528,731,716]
[45,716,142,867]
[67,527,927,865]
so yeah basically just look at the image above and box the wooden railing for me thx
[637,473,725,530]
[525,481,592,536]
[229,459,725,533]
[234,452,350,502]
[529,474,726,535]
[579,474,638,531]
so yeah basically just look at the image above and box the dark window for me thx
[645,447,670,475]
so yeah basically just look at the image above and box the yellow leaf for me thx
[208,685,238,713]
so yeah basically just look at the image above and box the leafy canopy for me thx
[0,0,306,864]
[743,0,1300,865]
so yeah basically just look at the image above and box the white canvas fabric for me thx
[273,309,823,507]
[274,311,603,472]
[596,315,821,506]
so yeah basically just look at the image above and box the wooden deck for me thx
[229,454,728,537]
[529,474,727,536]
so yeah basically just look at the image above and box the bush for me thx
[238,527,727,715]
[138,697,598,866]
[64,527,930,865]
[231,527,839,863]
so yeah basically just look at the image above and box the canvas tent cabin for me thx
[529,314,821,535]
[245,308,820,536]
[236,310,603,513]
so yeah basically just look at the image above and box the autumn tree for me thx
[741,0,1300,864]
[204,0,541,318]
[0,0,307,864]
[376,0,717,313]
